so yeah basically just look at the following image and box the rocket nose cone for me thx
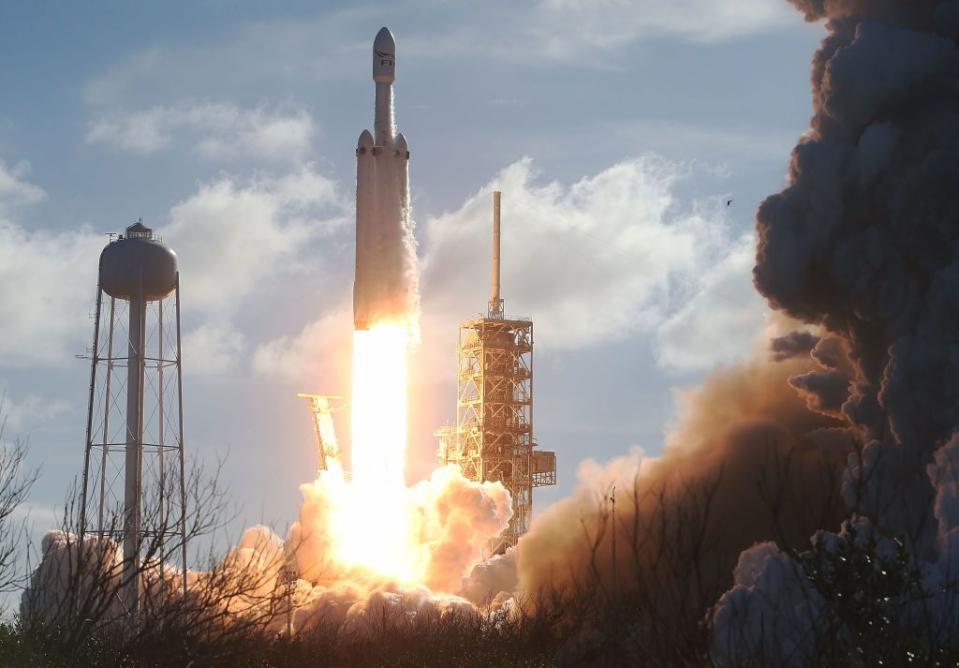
[374,27,395,52]
[373,27,396,82]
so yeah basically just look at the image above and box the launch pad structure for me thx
[297,394,345,475]
[437,192,556,553]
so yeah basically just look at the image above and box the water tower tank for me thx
[99,221,177,300]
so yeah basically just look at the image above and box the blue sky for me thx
[0,1,823,539]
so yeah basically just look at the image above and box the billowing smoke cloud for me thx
[506,338,849,622]
[709,0,959,661]
[287,465,511,595]
[755,2,959,550]
[787,335,854,417]
[753,0,959,548]
[23,466,512,633]
[769,329,819,361]
[460,549,518,607]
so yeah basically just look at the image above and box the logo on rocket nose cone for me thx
[373,27,396,81]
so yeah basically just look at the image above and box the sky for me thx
[0,1,824,543]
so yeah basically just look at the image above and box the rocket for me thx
[354,27,414,331]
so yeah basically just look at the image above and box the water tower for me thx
[80,220,187,616]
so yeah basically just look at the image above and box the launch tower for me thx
[297,393,345,475]
[438,193,556,552]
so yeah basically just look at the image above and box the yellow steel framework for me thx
[437,191,556,553]
[297,394,345,475]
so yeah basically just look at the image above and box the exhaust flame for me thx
[281,314,513,598]
[332,321,413,581]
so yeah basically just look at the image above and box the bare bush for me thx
[18,457,296,666]
[0,409,38,601]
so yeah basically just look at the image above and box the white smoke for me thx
[460,549,518,607]
[22,465,514,633]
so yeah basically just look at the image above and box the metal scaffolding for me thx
[437,192,556,553]
[297,394,345,474]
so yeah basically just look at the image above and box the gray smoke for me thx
[754,0,959,551]
[787,335,854,416]
[769,330,820,361]
[711,0,959,661]
[514,350,849,617]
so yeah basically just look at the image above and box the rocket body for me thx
[354,27,414,330]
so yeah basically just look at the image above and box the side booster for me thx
[354,26,412,331]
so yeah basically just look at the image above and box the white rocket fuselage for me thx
[354,27,412,330]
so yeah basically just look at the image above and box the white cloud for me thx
[0,217,101,366]
[255,155,762,387]
[252,307,353,386]
[182,323,246,376]
[401,1,797,66]
[0,145,761,383]
[611,119,798,162]
[420,156,728,349]
[0,390,73,433]
[403,1,798,62]
[155,166,347,375]
[0,160,45,208]
[0,159,346,375]
[0,158,100,367]
[86,102,316,163]
[81,2,801,109]
[654,233,769,372]
[159,166,346,318]
[535,0,796,50]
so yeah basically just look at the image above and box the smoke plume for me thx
[754,0,959,549]
[506,340,850,616]
[709,0,959,661]
[22,466,512,634]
